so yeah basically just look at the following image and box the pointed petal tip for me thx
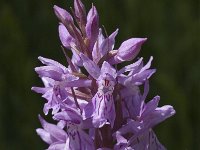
[152,68,157,73]
[53,5,63,15]
[35,128,44,137]
[34,67,39,71]
[143,37,148,41]
[35,128,41,134]
[131,38,147,46]
[158,105,176,118]
[168,105,176,115]
[38,114,42,120]
[38,114,45,124]
[31,87,35,91]
[53,5,73,23]
[53,5,59,10]
[154,95,160,101]
[38,56,45,62]
[113,28,119,34]
[137,37,148,44]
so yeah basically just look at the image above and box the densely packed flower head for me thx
[32,0,175,149]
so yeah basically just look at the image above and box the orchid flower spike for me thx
[32,0,175,149]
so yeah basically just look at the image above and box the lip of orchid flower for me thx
[80,57,117,128]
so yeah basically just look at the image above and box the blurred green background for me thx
[0,0,199,149]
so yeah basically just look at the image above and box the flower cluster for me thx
[32,0,175,149]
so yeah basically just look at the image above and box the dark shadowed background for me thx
[0,0,199,149]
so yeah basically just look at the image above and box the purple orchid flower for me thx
[114,82,175,150]
[32,56,90,115]
[114,128,166,150]
[36,115,68,150]
[32,56,76,114]
[118,58,156,119]
[53,106,95,150]
[81,53,117,128]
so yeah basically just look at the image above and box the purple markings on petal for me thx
[65,123,95,150]
[83,72,116,128]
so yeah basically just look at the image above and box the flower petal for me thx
[100,29,118,56]
[61,79,92,87]
[100,61,116,79]
[110,38,147,64]
[131,130,166,150]
[80,53,100,79]
[38,115,67,142]
[31,87,50,94]
[35,66,63,81]
[48,142,67,150]
[117,57,143,75]
[143,105,175,129]
[92,29,118,63]
[36,128,56,144]
[38,56,68,73]
[53,107,82,124]
[74,0,86,25]
[90,93,116,128]
[141,96,160,117]
[59,23,75,48]
[86,6,99,51]
[54,5,73,25]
